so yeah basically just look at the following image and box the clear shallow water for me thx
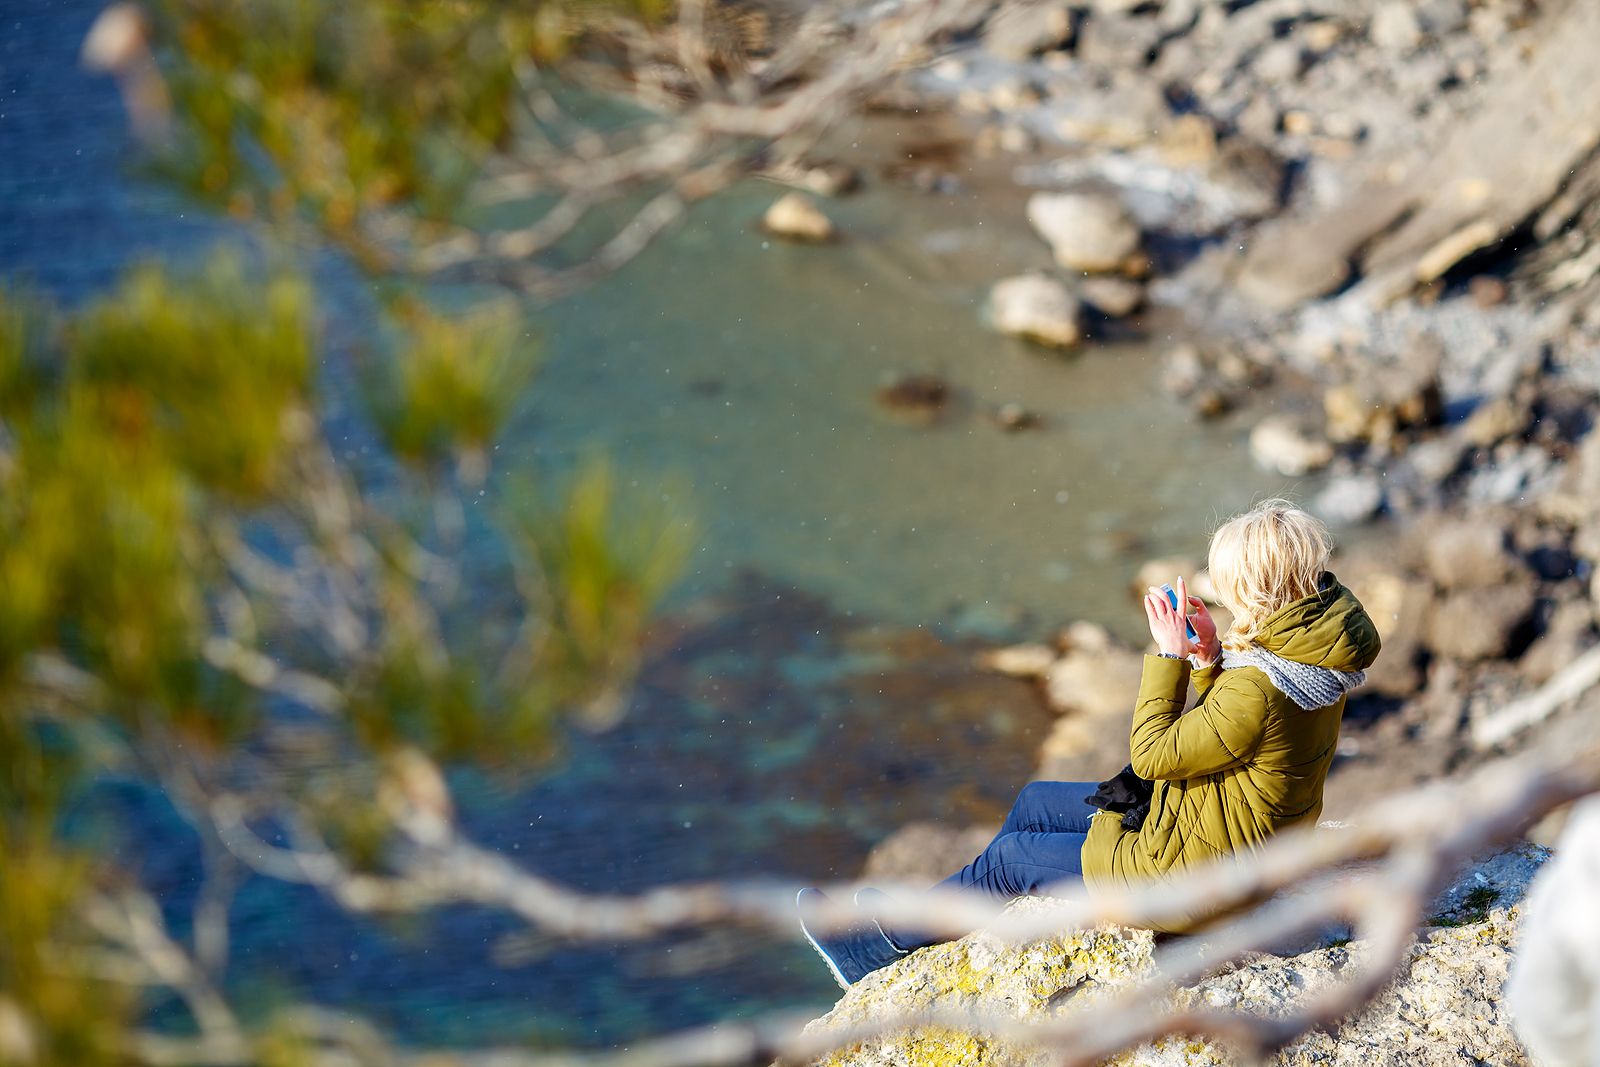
[5,1,1305,1049]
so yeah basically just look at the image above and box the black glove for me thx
[1084,764,1154,831]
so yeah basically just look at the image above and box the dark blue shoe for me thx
[796,888,906,989]
[852,886,910,952]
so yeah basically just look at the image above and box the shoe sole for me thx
[796,889,852,991]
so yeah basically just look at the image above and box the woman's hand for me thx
[1187,593,1221,666]
[1143,577,1221,663]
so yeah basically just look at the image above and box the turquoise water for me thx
[528,147,1296,644]
[4,2,1304,1050]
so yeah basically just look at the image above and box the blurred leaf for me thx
[505,455,695,729]
[146,0,667,234]
[69,249,313,499]
[362,295,538,480]
[0,829,131,1067]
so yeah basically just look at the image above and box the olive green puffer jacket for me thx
[1080,572,1381,930]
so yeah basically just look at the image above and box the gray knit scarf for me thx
[1219,647,1366,711]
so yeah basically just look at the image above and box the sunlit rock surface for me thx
[801,845,1548,1066]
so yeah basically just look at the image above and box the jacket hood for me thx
[1251,571,1381,673]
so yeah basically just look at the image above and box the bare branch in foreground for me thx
[130,741,1589,1067]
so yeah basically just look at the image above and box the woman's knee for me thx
[1008,780,1052,818]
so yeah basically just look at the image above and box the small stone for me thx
[1076,10,1164,67]
[1254,39,1306,82]
[1371,1,1423,51]
[1250,415,1334,477]
[975,642,1057,677]
[991,402,1043,432]
[1163,344,1204,397]
[997,125,1037,154]
[1080,276,1145,317]
[1025,191,1143,274]
[762,192,835,242]
[1406,436,1469,486]
[988,274,1083,349]
[988,79,1041,112]
[1301,19,1343,52]
[1192,388,1234,420]
[1314,473,1385,525]
[1282,109,1317,137]
[1469,275,1509,307]
[1417,0,1469,36]
[1460,398,1529,448]
[874,373,951,422]
[983,1,1073,60]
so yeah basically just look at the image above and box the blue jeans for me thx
[881,780,1099,951]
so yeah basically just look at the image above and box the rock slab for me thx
[802,848,1546,1066]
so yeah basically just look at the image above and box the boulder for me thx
[1051,77,1170,150]
[763,192,836,242]
[982,1,1073,60]
[1340,563,1435,699]
[1426,582,1538,662]
[1370,1,1423,51]
[1421,517,1521,590]
[801,848,1546,1067]
[1313,473,1385,526]
[1025,192,1143,274]
[988,275,1083,349]
[1034,709,1134,782]
[1080,276,1145,317]
[1322,362,1443,448]
[860,822,994,885]
[1518,596,1597,687]
[1249,415,1334,477]
[1042,642,1143,718]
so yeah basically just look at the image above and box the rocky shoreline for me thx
[760,0,1600,838]
[804,842,1551,1067]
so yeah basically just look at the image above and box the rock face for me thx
[801,847,1548,1067]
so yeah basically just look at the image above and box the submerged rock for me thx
[875,373,953,423]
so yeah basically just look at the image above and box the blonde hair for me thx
[1207,499,1332,652]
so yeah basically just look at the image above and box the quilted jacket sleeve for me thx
[1128,655,1270,781]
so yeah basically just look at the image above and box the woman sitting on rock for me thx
[797,499,1382,988]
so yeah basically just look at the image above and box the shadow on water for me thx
[92,572,1056,1047]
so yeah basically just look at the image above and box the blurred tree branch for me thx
[85,0,989,299]
[7,2,1587,1065]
